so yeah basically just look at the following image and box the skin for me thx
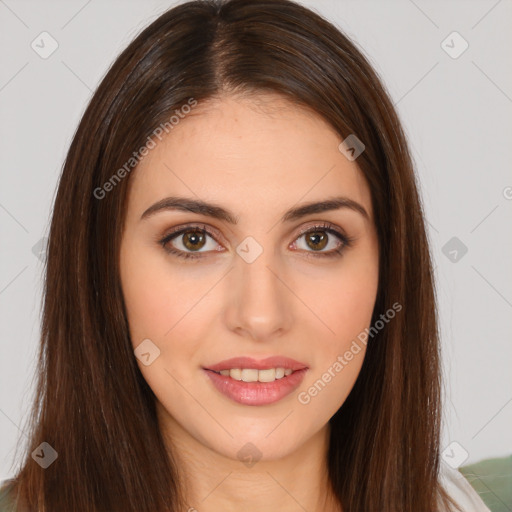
[119,93,379,512]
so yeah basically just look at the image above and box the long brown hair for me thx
[6,0,460,510]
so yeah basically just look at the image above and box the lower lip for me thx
[203,368,308,406]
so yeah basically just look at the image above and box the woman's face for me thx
[119,93,379,463]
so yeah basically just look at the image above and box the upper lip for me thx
[205,356,308,372]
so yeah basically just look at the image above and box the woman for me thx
[0,0,490,510]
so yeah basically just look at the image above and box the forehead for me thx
[127,93,373,224]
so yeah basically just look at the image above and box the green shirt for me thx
[0,479,16,511]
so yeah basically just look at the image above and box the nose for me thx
[223,250,294,343]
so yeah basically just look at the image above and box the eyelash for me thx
[158,222,355,261]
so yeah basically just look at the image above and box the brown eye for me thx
[159,222,354,262]
[293,223,354,259]
[181,229,207,251]
[159,225,221,260]
[304,231,328,251]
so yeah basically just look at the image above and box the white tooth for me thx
[241,369,259,382]
[230,369,242,380]
[224,367,294,381]
[258,368,276,382]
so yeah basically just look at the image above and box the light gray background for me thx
[1,0,511,481]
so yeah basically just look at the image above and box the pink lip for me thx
[205,356,308,372]
[203,356,309,406]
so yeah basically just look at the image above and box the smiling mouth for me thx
[203,367,308,406]
[209,367,295,383]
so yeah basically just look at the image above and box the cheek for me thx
[120,243,211,415]
[299,246,379,352]
[296,349,365,430]
[295,278,374,427]
[294,247,378,419]
[120,240,225,411]
[121,241,208,349]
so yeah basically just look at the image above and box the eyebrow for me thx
[140,195,369,223]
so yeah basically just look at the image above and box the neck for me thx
[157,405,341,512]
